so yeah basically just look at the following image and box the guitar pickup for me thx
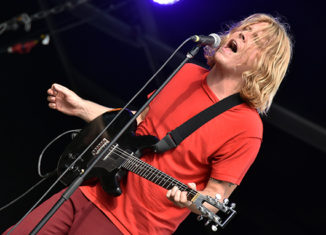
[91,138,110,156]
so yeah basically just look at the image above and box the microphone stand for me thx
[30,44,201,234]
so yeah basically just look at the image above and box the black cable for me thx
[38,129,81,178]
[0,128,80,212]
[0,172,55,213]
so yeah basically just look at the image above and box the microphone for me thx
[191,33,221,48]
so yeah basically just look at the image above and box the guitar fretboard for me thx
[120,151,196,201]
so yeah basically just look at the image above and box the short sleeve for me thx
[210,136,262,185]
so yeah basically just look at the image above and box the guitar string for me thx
[114,146,192,192]
[67,143,225,212]
[98,144,198,199]
[107,146,227,212]
[95,146,227,223]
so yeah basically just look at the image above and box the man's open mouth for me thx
[227,39,238,53]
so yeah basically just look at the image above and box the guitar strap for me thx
[154,93,244,153]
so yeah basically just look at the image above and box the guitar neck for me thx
[121,155,197,201]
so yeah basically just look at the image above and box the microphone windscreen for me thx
[209,33,221,48]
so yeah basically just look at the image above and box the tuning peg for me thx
[230,202,236,209]
[211,224,218,232]
[215,193,221,200]
[204,220,211,226]
[197,215,203,221]
[207,196,216,205]
[206,213,214,221]
[213,215,221,224]
[223,198,229,205]
[198,206,205,214]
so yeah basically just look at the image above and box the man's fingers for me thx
[170,186,178,197]
[180,191,188,203]
[47,96,55,102]
[166,186,190,208]
[48,103,56,109]
[52,83,75,96]
[166,184,196,208]
[47,88,54,95]
[166,186,178,200]
[174,189,181,202]
[188,182,196,190]
[166,189,172,198]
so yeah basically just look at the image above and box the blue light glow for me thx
[153,0,180,5]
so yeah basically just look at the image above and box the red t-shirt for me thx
[80,63,263,234]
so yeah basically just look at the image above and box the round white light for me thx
[153,0,180,5]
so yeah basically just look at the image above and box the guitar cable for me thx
[37,129,81,178]
[0,129,81,213]
[0,176,51,213]
[6,36,194,234]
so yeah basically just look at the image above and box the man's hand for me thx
[47,83,85,117]
[47,83,113,122]
[166,179,237,215]
[166,183,197,208]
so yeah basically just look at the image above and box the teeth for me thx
[230,40,237,53]
[226,39,237,53]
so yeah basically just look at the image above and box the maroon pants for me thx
[3,188,122,235]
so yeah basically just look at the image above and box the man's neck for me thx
[206,65,242,100]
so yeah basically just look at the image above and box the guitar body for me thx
[57,110,158,196]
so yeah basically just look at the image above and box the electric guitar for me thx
[57,110,236,230]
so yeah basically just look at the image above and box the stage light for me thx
[152,0,181,5]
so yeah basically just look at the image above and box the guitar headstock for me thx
[191,193,236,231]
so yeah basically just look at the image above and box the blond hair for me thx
[207,13,293,114]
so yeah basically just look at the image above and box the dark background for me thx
[0,0,325,234]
